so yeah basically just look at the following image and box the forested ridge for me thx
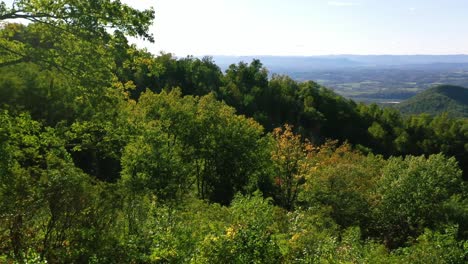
[0,1,467,263]
[396,85,468,117]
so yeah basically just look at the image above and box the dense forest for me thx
[0,1,467,263]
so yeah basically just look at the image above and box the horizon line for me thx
[199,54,468,57]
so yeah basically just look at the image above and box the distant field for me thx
[285,67,468,103]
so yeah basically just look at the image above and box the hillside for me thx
[396,85,468,117]
[1,5,468,262]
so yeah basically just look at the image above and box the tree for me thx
[300,142,384,230]
[0,0,154,38]
[0,0,154,82]
[220,59,269,116]
[271,125,313,210]
[121,90,267,205]
[373,154,464,248]
[195,193,282,263]
[120,90,196,201]
[0,111,95,262]
[192,93,267,204]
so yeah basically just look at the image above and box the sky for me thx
[4,0,468,56]
[128,0,468,56]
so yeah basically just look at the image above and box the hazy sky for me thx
[4,0,468,56]
[129,0,468,56]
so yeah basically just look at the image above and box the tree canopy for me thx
[0,1,467,262]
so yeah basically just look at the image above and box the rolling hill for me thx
[396,85,468,117]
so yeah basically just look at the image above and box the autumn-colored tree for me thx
[301,141,384,230]
[271,125,315,210]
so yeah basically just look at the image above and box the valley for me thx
[213,55,468,103]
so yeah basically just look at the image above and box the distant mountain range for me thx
[211,55,468,71]
[396,85,468,117]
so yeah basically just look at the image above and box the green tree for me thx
[120,90,196,201]
[373,154,464,248]
[121,90,267,204]
[220,59,269,117]
[0,0,154,68]
[195,193,282,264]
[193,94,267,204]
[0,112,102,262]
[394,227,467,264]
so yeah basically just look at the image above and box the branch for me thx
[0,57,28,67]
[0,41,75,76]
[0,42,26,57]
[0,11,61,21]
